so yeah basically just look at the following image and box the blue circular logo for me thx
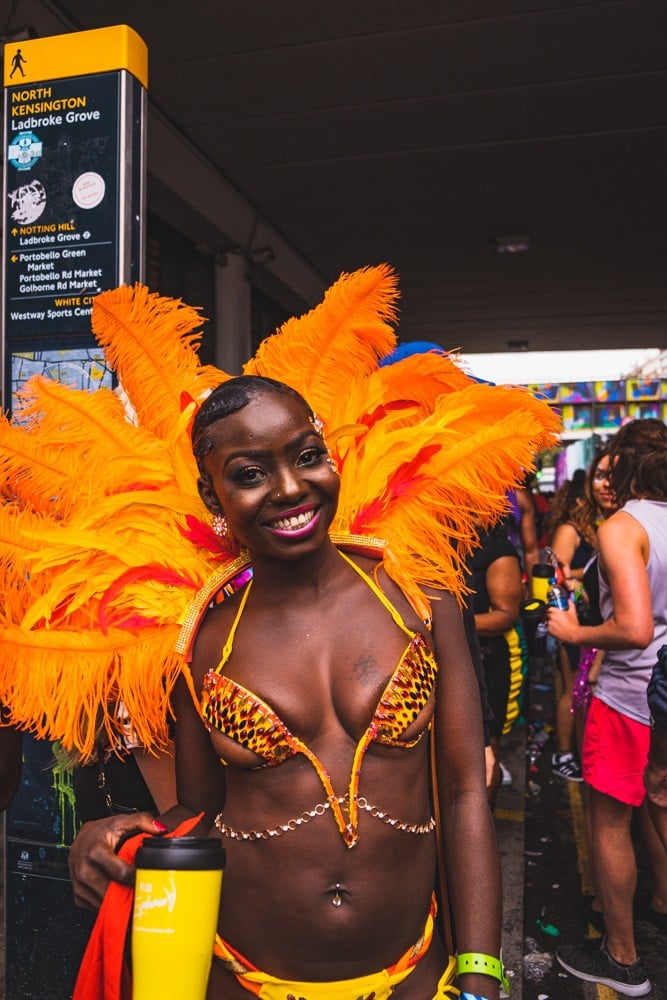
[8,131,43,171]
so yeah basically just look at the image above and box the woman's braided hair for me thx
[191,375,315,492]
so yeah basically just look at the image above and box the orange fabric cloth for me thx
[72,814,203,1000]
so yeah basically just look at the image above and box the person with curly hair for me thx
[549,469,598,780]
[569,448,618,737]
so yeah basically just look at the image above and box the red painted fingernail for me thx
[153,820,167,832]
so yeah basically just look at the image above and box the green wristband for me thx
[456,952,510,994]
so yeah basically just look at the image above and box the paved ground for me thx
[493,718,527,998]
[497,653,667,1000]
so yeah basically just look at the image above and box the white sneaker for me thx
[499,761,512,786]
[552,751,583,782]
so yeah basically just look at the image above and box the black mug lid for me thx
[135,836,226,871]
[531,564,554,578]
[521,598,546,614]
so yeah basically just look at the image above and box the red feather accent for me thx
[387,444,441,489]
[359,399,416,431]
[105,482,161,495]
[178,514,238,557]
[98,565,197,634]
[113,614,161,630]
[351,445,441,532]
[351,497,385,532]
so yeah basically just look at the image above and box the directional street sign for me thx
[3,25,147,343]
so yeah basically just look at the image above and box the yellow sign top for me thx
[4,24,148,89]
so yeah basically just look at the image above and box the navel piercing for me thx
[332,883,342,907]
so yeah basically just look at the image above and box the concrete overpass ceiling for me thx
[7,0,667,353]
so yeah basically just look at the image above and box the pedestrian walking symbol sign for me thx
[9,48,27,79]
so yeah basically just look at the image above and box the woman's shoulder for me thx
[190,584,248,676]
[551,519,580,543]
[598,507,649,551]
[200,586,246,628]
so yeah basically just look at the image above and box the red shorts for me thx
[582,697,650,807]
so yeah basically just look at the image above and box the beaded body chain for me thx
[214,794,435,842]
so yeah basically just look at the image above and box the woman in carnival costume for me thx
[0,266,559,999]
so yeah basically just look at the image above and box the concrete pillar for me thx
[213,250,252,374]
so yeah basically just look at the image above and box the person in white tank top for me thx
[548,418,667,997]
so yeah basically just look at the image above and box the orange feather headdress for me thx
[0,265,560,758]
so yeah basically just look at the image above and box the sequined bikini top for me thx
[200,550,438,847]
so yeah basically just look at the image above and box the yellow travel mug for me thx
[132,836,225,1000]
[531,563,554,604]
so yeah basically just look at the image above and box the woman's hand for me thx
[68,811,165,910]
[547,600,580,645]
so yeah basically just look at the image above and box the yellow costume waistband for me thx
[213,895,459,999]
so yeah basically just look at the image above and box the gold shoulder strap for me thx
[175,552,252,658]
